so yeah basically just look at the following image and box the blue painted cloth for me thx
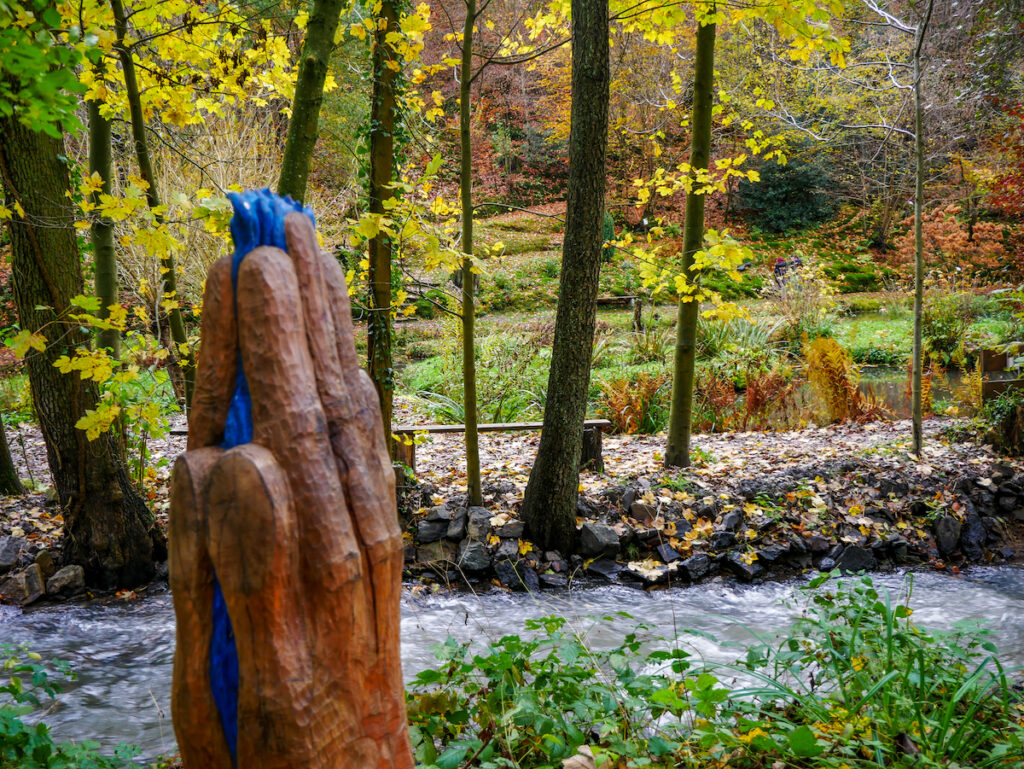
[209,189,315,765]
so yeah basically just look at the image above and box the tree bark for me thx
[911,1,933,459]
[88,66,120,357]
[110,0,193,404]
[367,0,399,454]
[0,420,24,496]
[519,0,609,553]
[665,9,716,469]
[460,0,482,506]
[277,0,346,202]
[0,116,154,587]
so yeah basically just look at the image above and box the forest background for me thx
[1,0,1024,581]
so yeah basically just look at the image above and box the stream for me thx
[2,567,1024,760]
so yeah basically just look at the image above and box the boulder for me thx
[629,501,657,522]
[446,509,468,540]
[0,536,23,574]
[540,572,568,589]
[579,522,619,559]
[585,558,622,582]
[520,565,540,592]
[494,560,538,591]
[457,540,490,572]
[835,545,875,574]
[725,553,764,582]
[34,551,56,580]
[417,540,456,564]
[0,563,45,606]
[620,486,639,511]
[933,514,961,557]
[654,543,681,563]
[806,535,831,554]
[494,519,525,539]
[416,518,449,543]
[467,507,491,540]
[46,565,85,596]
[425,505,451,522]
[960,514,986,561]
[680,553,712,581]
[709,531,736,551]
[756,544,787,563]
[720,511,742,532]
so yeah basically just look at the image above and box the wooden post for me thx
[170,198,413,769]
[580,425,605,473]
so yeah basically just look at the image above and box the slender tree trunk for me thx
[520,0,609,554]
[665,9,716,469]
[110,0,194,405]
[368,0,399,453]
[460,0,482,506]
[277,0,345,202]
[911,1,933,458]
[88,68,120,357]
[0,116,154,586]
[0,420,24,496]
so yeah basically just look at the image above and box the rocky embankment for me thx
[400,447,1024,591]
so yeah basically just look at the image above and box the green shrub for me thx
[407,575,1024,769]
[840,296,883,315]
[735,156,839,233]
[848,345,907,366]
[922,293,974,365]
[1,644,142,767]
[540,258,560,279]
[0,373,32,425]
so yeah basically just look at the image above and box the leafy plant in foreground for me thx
[408,575,1024,769]
[0,644,139,768]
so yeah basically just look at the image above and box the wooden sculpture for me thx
[170,190,413,769]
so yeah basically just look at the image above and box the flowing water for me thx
[2,567,1024,760]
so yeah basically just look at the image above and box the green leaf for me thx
[788,725,824,757]
[434,747,469,769]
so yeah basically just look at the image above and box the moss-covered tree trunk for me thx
[368,0,399,452]
[460,0,482,506]
[0,116,154,586]
[110,0,193,403]
[665,9,716,469]
[88,69,120,357]
[519,0,610,553]
[0,420,23,496]
[277,0,345,202]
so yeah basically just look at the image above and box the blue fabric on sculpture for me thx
[209,189,315,766]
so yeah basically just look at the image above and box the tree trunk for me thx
[367,0,399,454]
[911,1,933,458]
[88,69,120,357]
[0,420,24,496]
[460,0,482,507]
[665,9,716,469]
[110,0,194,405]
[519,0,609,553]
[277,0,345,202]
[0,117,154,586]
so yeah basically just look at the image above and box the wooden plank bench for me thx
[393,419,612,474]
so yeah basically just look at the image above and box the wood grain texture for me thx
[171,225,412,768]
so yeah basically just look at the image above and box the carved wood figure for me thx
[170,190,413,768]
